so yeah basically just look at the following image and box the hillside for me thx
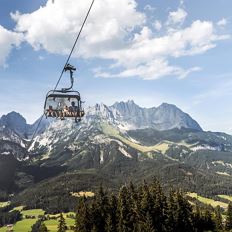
[1,101,232,210]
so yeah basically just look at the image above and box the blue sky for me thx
[0,0,232,133]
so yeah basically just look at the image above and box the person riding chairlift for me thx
[69,101,78,116]
[63,105,70,117]
[46,105,55,117]
[57,102,65,120]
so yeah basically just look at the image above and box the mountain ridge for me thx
[0,101,202,141]
[2,100,232,205]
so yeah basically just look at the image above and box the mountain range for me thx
[1,100,232,207]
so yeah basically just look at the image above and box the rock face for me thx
[2,101,232,198]
[0,112,50,160]
[0,112,28,138]
[0,112,50,140]
[0,101,202,140]
[100,100,202,131]
[0,101,203,161]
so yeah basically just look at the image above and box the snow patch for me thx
[216,171,230,176]
[118,147,132,158]
[20,140,26,148]
[100,150,104,164]
[191,145,220,151]
[92,135,111,144]
[212,160,225,166]
[1,151,10,155]
[212,160,232,169]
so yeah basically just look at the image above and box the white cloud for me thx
[0,25,23,67]
[167,8,187,25]
[180,0,185,7]
[153,20,162,31]
[97,20,228,79]
[178,67,202,79]
[9,0,230,80]
[11,0,145,58]
[95,59,201,80]
[144,4,156,12]
[217,18,227,27]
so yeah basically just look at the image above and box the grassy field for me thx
[44,216,75,232]
[21,209,45,217]
[218,195,232,202]
[0,209,75,232]
[0,219,37,232]
[187,192,228,209]
[101,122,171,154]
[71,191,95,197]
[0,202,10,208]
[9,206,25,213]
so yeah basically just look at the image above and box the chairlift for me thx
[44,64,85,122]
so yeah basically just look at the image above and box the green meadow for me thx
[187,192,228,209]
[0,208,75,232]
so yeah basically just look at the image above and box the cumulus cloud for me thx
[95,20,228,80]
[153,20,162,31]
[95,59,201,80]
[0,25,23,66]
[217,18,227,27]
[144,4,156,12]
[11,0,145,57]
[7,0,230,80]
[167,8,187,25]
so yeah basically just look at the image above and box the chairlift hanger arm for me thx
[62,63,76,92]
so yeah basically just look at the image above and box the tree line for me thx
[56,179,232,232]
[3,178,232,231]
[0,207,21,227]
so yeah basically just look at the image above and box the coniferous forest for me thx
[73,179,232,232]
[2,178,232,231]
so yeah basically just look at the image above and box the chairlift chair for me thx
[44,64,85,122]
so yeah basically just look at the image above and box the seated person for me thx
[80,110,85,117]
[69,101,78,116]
[46,105,55,117]
[63,105,70,117]
[56,102,64,119]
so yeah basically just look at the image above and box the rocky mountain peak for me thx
[1,111,26,124]
[109,101,202,131]
[0,100,203,144]
[0,111,27,137]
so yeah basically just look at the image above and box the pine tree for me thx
[202,209,215,231]
[31,219,48,232]
[39,223,48,232]
[141,212,156,232]
[128,182,141,231]
[106,194,118,232]
[166,190,177,232]
[139,181,154,230]
[75,197,92,232]
[214,206,223,231]
[58,213,67,232]
[192,204,204,232]
[117,185,134,232]
[31,219,42,232]
[226,202,232,230]
[91,185,109,232]
[149,178,168,232]
[173,190,194,232]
